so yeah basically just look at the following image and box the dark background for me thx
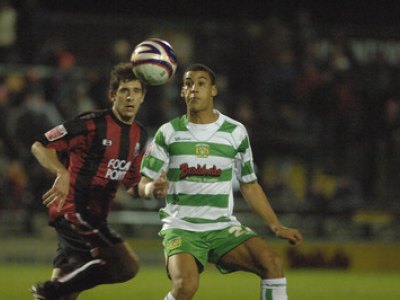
[17,0,400,26]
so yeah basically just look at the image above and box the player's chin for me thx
[121,111,136,120]
[188,105,200,113]
[123,107,137,114]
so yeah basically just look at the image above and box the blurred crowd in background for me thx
[1,0,400,237]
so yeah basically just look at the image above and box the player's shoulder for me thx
[168,115,187,129]
[219,113,247,133]
[135,119,147,131]
[157,115,187,134]
[135,119,148,139]
[74,109,109,121]
[150,115,186,144]
[59,109,109,135]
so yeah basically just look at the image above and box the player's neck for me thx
[112,107,135,125]
[187,110,218,124]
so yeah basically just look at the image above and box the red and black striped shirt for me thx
[40,109,147,226]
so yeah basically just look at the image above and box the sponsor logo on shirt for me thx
[102,139,112,147]
[179,163,221,179]
[45,125,68,141]
[105,159,131,180]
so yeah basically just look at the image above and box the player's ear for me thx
[141,89,146,102]
[180,87,185,98]
[211,85,218,97]
[109,90,115,102]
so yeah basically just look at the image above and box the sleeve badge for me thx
[45,124,68,141]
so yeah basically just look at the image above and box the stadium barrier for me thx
[1,211,398,271]
[108,211,400,271]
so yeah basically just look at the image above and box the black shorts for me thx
[52,217,123,271]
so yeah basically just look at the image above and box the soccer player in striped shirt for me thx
[139,64,303,300]
[30,63,148,300]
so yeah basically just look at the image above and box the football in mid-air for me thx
[130,38,178,86]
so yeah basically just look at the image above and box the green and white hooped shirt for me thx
[141,110,258,232]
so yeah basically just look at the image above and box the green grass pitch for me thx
[1,263,399,299]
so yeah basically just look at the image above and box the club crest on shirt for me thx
[45,125,68,141]
[195,143,210,158]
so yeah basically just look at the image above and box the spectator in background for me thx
[0,81,18,158]
[36,38,75,67]
[110,39,132,66]
[10,89,63,160]
[0,0,17,63]
[72,81,96,114]
[8,88,63,233]
[332,175,362,213]
[380,96,400,209]
[0,81,26,213]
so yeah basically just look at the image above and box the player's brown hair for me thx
[109,63,146,97]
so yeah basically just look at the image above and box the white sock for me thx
[164,291,176,300]
[261,278,287,300]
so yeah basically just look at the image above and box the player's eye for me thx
[184,81,192,88]
[119,88,129,94]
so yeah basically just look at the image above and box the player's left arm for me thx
[240,181,303,246]
[124,152,145,198]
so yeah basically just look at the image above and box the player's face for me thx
[111,80,145,124]
[181,71,217,114]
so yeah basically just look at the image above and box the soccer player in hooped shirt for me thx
[139,64,303,300]
[30,63,147,300]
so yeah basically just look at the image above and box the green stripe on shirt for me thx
[166,194,228,207]
[141,154,164,172]
[182,216,231,224]
[169,142,237,158]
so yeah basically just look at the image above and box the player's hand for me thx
[274,226,303,246]
[152,171,169,199]
[42,170,70,212]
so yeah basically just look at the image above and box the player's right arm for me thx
[139,124,170,199]
[31,141,70,211]
[138,172,169,199]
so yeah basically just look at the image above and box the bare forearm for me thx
[138,176,152,198]
[241,181,303,246]
[31,141,67,175]
[240,182,282,232]
[138,172,169,199]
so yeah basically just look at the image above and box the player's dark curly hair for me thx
[184,63,216,85]
[109,62,146,97]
